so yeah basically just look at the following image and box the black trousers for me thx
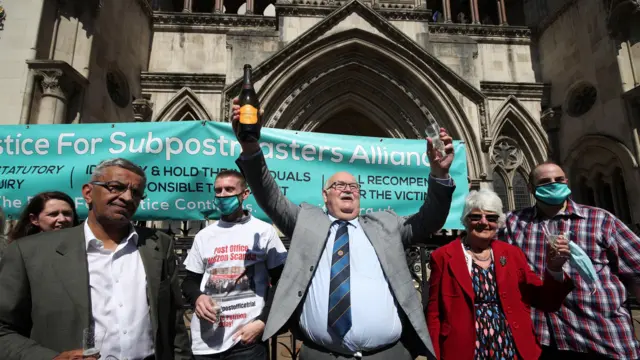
[539,345,617,360]
[192,341,268,360]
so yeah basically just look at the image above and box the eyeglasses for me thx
[90,181,146,200]
[467,213,499,223]
[327,182,360,192]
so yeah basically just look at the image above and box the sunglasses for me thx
[468,213,500,223]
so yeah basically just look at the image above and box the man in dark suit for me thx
[231,100,456,360]
[0,158,191,360]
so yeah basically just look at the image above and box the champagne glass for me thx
[82,327,106,359]
[425,122,446,158]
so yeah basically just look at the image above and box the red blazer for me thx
[426,237,574,360]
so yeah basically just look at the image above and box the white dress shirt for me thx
[299,216,402,355]
[84,221,154,360]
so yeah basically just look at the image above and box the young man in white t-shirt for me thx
[182,169,287,359]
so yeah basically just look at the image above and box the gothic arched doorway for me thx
[314,109,388,137]
[223,28,488,178]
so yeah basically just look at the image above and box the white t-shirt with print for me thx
[183,215,287,355]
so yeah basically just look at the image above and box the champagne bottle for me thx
[237,64,261,142]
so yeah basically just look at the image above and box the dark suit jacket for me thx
[236,151,456,359]
[0,224,191,360]
[426,237,574,360]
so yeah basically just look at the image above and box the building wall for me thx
[535,0,640,223]
[536,1,628,153]
[81,1,153,123]
[0,0,45,125]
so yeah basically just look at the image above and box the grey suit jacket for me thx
[0,224,191,360]
[236,152,455,359]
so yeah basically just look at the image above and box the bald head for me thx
[322,171,361,220]
[529,161,571,211]
[529,162,567,187]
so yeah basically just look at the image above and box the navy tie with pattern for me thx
[328,220,352,338]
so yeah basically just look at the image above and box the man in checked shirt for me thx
[499,161,640,360]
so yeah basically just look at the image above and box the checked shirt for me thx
[499,200,640,359]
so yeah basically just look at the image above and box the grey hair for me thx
[461,188,506,228]
[91,158,147,183]
[324,178,333,190]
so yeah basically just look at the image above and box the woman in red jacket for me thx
[427,189,574,360]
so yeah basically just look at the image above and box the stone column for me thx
[470,0,480,24]
[498,0,508,25]
[36,69,67,124]
[443,0,451,22]
[541,107,562,163]
[214,0,223,13]
[27,60,88,125]
[246,0,254,14]
[183,0,192,12]
[133,95,153,122]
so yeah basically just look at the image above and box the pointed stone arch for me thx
[564,134,640,222]
[154,87,213,122]
[223,29,488,178]
[490,95,548,167]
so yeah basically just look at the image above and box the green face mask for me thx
[569,241,598,291]
[535,182,572,205]
[213,194,241,216]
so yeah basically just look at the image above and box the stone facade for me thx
[0,0,639,228]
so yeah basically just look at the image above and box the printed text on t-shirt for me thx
[206,244,258,265]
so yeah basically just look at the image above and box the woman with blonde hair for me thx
[426,189,575,360]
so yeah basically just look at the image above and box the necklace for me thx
[462,235,492,262]
[470,251,491,262]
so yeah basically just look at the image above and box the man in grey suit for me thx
[0,158,191,360]
[231,100,456,360]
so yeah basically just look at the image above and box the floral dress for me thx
[472,261,517,360]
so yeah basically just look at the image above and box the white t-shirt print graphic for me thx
[183,215,287,355]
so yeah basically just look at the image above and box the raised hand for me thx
[427,127,454,178]
[231,98,263,154]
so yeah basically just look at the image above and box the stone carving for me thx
[428,23,532,40]
[480,81,549,100]
[106,70,131,108]
[478,101,492,152]
[266,62,428,138]
[279,73,419,137]
[27,60,88,100]
[141,72,226,91]
[491,137,523,170]
[37,69,66,99]
[221,0,487,132]
[132,95,153,122]
[276,2,432,20]
[566,83,597,118]
[153,12,277,29]
[540,106,562,132]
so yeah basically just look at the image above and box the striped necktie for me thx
[328,220,352,338]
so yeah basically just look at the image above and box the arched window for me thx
[175,106,197,121]
[512,171,531,211]
[612,168,631,223]
[577,176,596,206]
[490,136,533,211]
[492,171,509,209]
[154,87,213,122]
[571,151,633,225]
[595,173,615,214]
